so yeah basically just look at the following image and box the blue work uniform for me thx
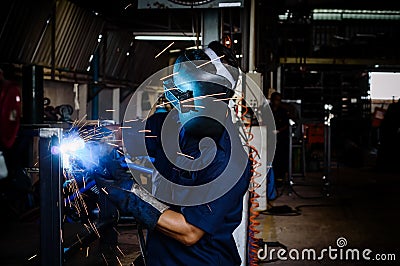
[145,113,251,266]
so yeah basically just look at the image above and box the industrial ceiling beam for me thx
[279,57,400,65]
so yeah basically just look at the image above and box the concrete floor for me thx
[1,167,399,265]
[257,167,400,265]
[0,222,141,265]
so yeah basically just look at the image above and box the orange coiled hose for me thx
[236,96,262,266]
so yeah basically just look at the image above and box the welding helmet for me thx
[165,41,239,139]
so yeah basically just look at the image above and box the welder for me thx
[96,41,252,266]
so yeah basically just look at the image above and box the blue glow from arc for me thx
[59,134,85,154]
[56,132,85,170]
[55,132,112,172]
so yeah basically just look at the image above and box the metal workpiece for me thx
[39,127,63,138]
[39,127,63,266]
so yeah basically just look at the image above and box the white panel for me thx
[233,191,249,266]
[112,88,120,123]
[251,126,268,211]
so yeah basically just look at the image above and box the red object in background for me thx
[223,35,232,48]
[372,107,386,128]
[0,80,21,149]
[304,123,325,145]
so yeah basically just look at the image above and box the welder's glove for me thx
[95,177,169,230]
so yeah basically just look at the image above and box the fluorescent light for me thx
[219,2,242,7]
[134,35,199,41]
[312,9,400,20]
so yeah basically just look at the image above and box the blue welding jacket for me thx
[144,112,251,266]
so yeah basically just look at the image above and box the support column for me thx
[39,128,63,266]
[202,9,219,46]
[22,65,44,124]
[112,88,120,124]
[248,0,256,72]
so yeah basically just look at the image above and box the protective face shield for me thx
[164,47,239,139]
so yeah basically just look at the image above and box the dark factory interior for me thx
[1,0,400,265]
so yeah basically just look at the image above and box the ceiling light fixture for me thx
[134,35,200,41]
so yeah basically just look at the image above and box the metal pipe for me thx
[39,128,63,266]
[240,0,250,72]
[125,163,153,175]
[248,0,256,72]
[288,124,293,193]
[277,66,281,93]
[22,65,44,124]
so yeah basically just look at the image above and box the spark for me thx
[182,104,205,109]
[116,245,125,257]
[155,42,175,58]
[164,87,178,92]
[156,98,179,108]
[180,92,226,103]
[70,115,86,130]
[77,119,89,133]
[213,97,238,102]
[82,131,110,141]
[60,229,63,243]
[116,255,123,266]
[77,234,82,244]
[177,152,194,160]
[124,3,132,9]
[34,161,38,166]
[116,149,124,156]
[86,246,90,257]
[160,72,179,81]
[101,253,109,266]
[105,109,115,112]
[83,177,86,188]
[124,119,138,123]
[107,142,119,147]
[75,114,88,129]
[119,126,132,129]
[88,220,101,238]
[27,254,37,261]
[101,187,109,195]
[83,223,90,232]
[113,227,120,235]
[138,129,151,133]
[196,55,225,69]
[145,135,157,138]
